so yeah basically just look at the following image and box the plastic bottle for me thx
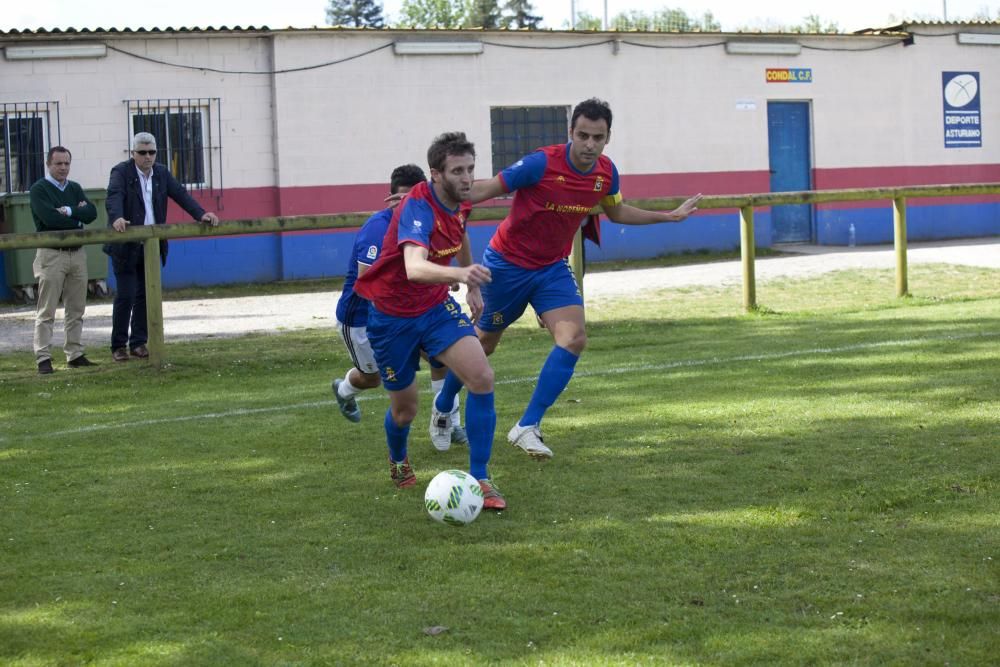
[848,223,856,247]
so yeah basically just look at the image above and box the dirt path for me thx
[1,237,996,355]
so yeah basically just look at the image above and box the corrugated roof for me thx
[0,25,291,35]
[855,19,1000,35]
[1,19,996,38]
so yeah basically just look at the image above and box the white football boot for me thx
[507,423,553,459]
[429,392,456,452]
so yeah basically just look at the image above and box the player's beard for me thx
[440,178,470,206]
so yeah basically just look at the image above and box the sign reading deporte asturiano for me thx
[942,71,982,149]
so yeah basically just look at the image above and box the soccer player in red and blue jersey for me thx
[330,164,469,445]
[354,132,506,510]
[430,98,702,459]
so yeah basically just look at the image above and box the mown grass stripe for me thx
[3,329,995,445]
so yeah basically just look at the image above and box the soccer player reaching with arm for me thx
[430,98,701,459]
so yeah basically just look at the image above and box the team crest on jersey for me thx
[384,366,396,382]
[491,313,504,326]
[366,245,378,260]
[593,176,604,192]
[556,175,566,182]
[413,219,423,229]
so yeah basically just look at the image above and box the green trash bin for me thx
[0,188,109,303]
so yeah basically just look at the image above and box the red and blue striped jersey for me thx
[354,180,471,317]
[491,143,622,269]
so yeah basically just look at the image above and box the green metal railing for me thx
[2,182,997,367]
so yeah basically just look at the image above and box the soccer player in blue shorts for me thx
[331,164,468,449]
[430,98,702,459]
[354,132,505,510]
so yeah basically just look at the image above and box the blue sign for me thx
[942,71,982,148]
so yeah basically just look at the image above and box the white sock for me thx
[431,378,444,396]
[339,373,363,399]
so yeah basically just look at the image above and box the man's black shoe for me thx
[68,355,97,368]
[37,359,54,375]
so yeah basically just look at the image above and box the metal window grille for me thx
[125,98,223,206]
[0,101,60,194]
[490,105,570,176]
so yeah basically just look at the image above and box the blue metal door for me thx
[767,101,813,243]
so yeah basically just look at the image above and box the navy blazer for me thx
[103,159,207,266]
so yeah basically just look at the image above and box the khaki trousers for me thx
[33,247,89,363]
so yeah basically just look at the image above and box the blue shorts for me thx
[477,246,583,332]
[367,296,476,391]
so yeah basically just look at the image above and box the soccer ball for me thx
[424,470,483,526]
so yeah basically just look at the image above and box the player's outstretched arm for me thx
[469,176,507,204]
[603,193,703,226]
[385,176,507,207]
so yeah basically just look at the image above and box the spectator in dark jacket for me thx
[105,131,218,362]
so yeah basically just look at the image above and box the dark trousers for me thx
[110,251,147,351]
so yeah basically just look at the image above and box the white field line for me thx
[3,330,996,444]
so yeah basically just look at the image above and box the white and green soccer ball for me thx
[424,470,483,526]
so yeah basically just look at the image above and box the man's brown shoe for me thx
[112,348,129,362]
[130,345,150,359]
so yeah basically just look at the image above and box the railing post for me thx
[142,238,166,367]
[569,229,585,301]
[893,197,909,298]
[740,205,756,312]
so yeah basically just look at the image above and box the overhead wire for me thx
[100,31,913,75]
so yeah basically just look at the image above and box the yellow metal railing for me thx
[2,182,998,366]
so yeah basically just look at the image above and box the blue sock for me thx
[384,408,410,463]
[520,345,579,427]
[465,391,496,480]
[435,370,465,413]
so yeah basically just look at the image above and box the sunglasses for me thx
[134,149,157,156]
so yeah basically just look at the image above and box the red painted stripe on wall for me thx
[814,164,1000,210]
[623,170,770,199]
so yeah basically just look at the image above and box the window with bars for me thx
[489,105,570,176]
[1,102,59,194]
[126,98,222,191]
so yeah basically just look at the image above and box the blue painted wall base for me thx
[20,202,998,297]
[816,202,999,246]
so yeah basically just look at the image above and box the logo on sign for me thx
[942,71,982,148]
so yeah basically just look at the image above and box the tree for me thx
[466,0,503,29]
[567,11,603,30]
[798,14,840,34]
[610,7,718,32]
[733,14,841,33]
[700,10,721,31]
[326,0,385,28]
[501,0,543,29]
[398,0,467,28]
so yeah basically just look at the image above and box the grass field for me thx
[1,264,998,666]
